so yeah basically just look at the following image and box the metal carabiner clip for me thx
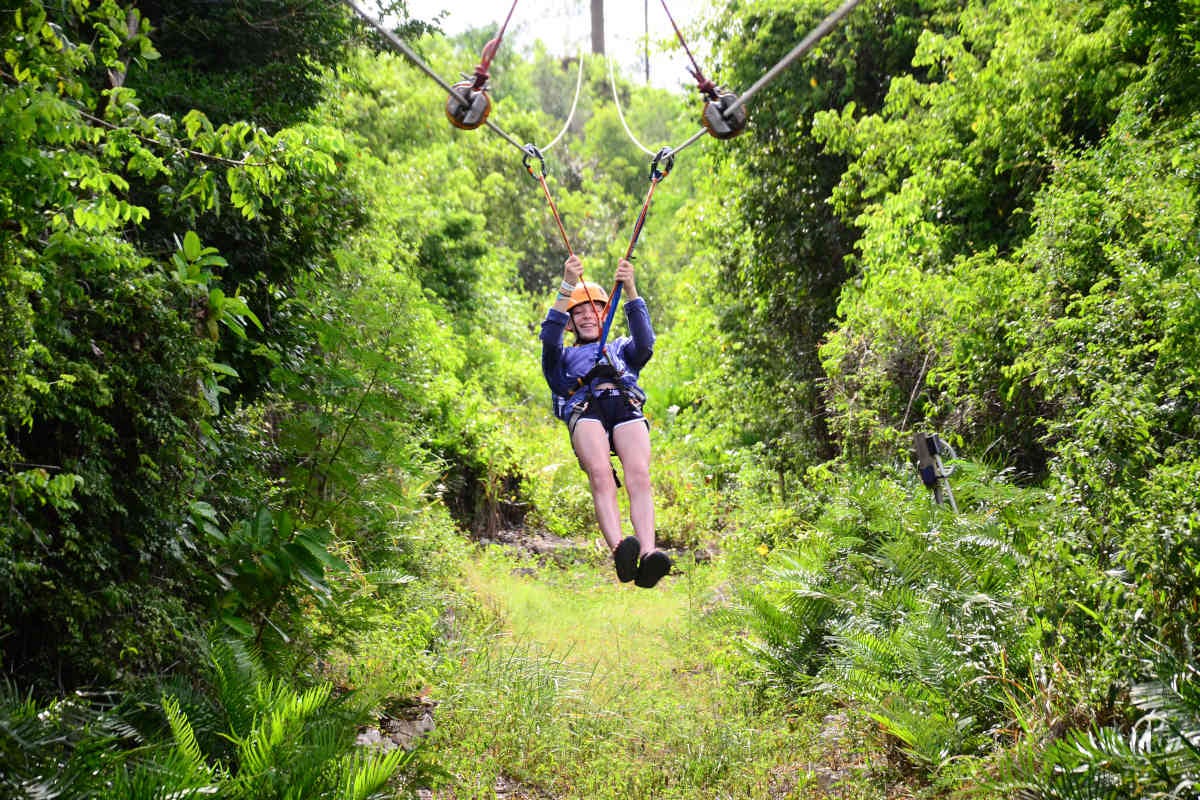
[650,146,675,182]
[522,143,546,181]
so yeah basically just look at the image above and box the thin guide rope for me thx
[607,56,656,156]
[541,51,586,153]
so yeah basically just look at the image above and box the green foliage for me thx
[757,9,1200,788]
[701,0,965,468]
[1123,459,1200,660]
[0,679,130,798]
[1012,654,1200,800]
[130,0,381,129]
[7,0,1200,795]
[0,639,415,799]
[199,506,349,641]
[815,0,1147,468]
[734,462,1060,773]
[0,0,367,683]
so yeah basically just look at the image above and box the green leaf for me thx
[183,230,202,262]
[221,614,255,638]
[207,361,239,378]
[253,507,274,545]
[294,532,350,573]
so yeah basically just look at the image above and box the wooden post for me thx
[591,0,605,55]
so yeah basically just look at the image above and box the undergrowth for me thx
[420,547,902,799]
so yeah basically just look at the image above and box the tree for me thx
[702,0,964,470]
[0,0,356,685]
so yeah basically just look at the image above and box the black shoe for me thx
[635,550,671,588]
[613,537,639,583]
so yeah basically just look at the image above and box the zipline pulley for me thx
[445,80,492,130]
[657,0,748,141]
[445,0,515,130]
[701,90,748,140]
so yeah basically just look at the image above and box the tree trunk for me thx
[644,0,650,83]
[591,0,605,55]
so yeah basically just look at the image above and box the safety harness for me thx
[545,144,672,414]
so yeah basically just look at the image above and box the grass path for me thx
[417,543,894,799]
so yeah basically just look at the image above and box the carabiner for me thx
[650,147,674,182]
[522,143,546,180]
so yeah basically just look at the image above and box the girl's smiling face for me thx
[570,302,603,341]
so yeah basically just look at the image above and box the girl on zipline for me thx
[540,254,672,588]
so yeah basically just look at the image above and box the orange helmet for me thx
[565,282,609,312]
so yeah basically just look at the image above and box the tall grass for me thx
[423,548,897,799]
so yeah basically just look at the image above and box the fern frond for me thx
[208,636,266,739]
[338,747,413,800]
[868,697,980,770]
[0,681,129,797]
[161,694,213,784]
[827,626,904,675]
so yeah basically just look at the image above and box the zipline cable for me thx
[484,115,528,152]
[723,0,862,117]
[341,0,527,152]
[669,127,706,158]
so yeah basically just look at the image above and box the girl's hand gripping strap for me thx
[597,147,673,356]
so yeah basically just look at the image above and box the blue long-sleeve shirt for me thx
[540,297,655,421]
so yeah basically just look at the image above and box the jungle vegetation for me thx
[1,0,1197,797]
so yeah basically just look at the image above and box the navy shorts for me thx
[568,388,648,453]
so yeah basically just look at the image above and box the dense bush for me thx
[715,0,1200,790]
[0,0,365,683]
[5,0,1200,794]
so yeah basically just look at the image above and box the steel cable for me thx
[341,0,527,155]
